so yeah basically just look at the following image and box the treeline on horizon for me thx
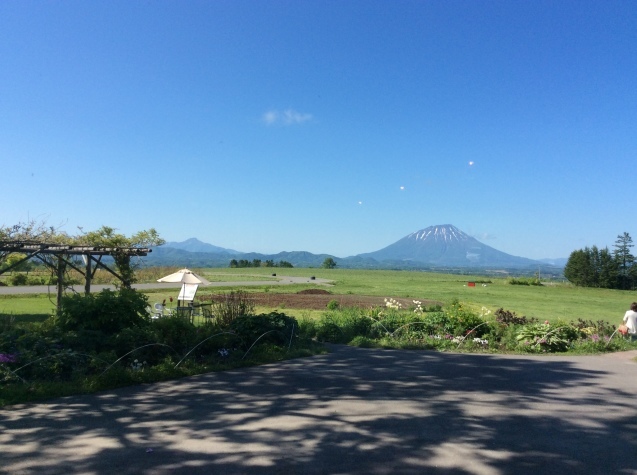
[229,259,294,269]
[564,232,636,290]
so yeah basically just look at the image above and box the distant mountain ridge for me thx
[538,257,568,267]
[149,225,565,274]
[163,238,241,255]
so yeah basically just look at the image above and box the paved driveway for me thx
[2,346,637,475]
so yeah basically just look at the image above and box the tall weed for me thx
[209,291,256,327]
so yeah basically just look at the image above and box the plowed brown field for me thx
[201,290,442,310]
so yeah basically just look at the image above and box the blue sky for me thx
[1,1,635,260]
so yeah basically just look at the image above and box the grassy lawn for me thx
[0,294,56,322]
[197,271,280,282]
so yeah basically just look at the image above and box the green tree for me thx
[564,249,592,286]
[613,232,635,290]
[322,257,337,269]
[76,225,164,248]
[0,219,68,243]
[598,247,619,288]
[76,225,164,286]
[565,241,625,289]
[1,253,34,273]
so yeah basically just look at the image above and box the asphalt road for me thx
[2,345,637,475]
[0,275,333,295]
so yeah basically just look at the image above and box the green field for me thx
[1,268,635,324]
[197,268,634,323]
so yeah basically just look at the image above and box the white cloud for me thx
[474,232,497,241]
[262,110,279,125]
[262,109,313,126]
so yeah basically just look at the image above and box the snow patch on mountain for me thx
[408,224,470,243]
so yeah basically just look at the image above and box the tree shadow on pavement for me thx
[1,345,636,474]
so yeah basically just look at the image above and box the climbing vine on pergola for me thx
[0,241,151,310]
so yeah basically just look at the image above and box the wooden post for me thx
[84,254,92,296]
[56,256,65,312]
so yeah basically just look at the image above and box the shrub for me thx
[349,336,375,348]
[60,329,111,353]
[315,315,347,343]
[516,323,579,352]
[326,300,340,310]
[108,325,166,363]
[494,308,537,326]
[56,288,150,334]
[508,276,542,286]
[570,334,634,353]
[316,307,376,342]
[571,318,616,337]
[0,315,16,333]
[297,313,318,340]
[0,324,97,382]
[445,302,490,337]
[9,274,28,286]
[151,316,199,353]
[373,311,444,339]
[229,312,297,348]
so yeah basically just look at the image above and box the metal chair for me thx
[147,306,160,320]
[175,306,193,323]
[201,305,214,323]
[153,303,165,318]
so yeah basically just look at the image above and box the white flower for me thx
[130,359,145,371]
[384,297,403,309]
[479,306,492,317]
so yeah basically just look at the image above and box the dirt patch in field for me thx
[202,292,442,311]
[296,289,331,295]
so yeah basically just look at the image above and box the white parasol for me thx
[157,268,210,308]
[157,268,211,285]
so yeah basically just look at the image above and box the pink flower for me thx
[544,320,550,325]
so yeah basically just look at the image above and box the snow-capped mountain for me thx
[357,224,542,268]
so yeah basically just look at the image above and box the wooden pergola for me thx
[0,241,151,310]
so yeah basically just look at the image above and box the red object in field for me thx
[467,282,476,287]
